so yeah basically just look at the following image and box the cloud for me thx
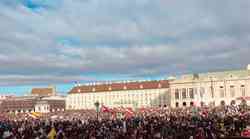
[0,75,95,86]
[0,0,250,86]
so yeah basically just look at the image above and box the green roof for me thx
[180,69,250,81]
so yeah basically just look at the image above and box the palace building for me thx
[169,65,250,108]
[66,80,170,110]
[67,65,250,110]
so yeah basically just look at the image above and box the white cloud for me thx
[0,0,250,86]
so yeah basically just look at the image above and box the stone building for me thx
[66,80,170,110]
[169,65,250,108]
[0,86,65,113]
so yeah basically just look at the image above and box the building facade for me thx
[0,95,15,106]
[0,96,66,113]
[0,95,15,100]
[66,80,170,110]
[1,97,36,113]
[170,65,250,108]
[0,86,65,113]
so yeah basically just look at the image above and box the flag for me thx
[48,127,57,139]
[27,112,41,119]
[139,107,146,113]
[124,107,134,118]
[112,107,119,113]
[241,129,250,137]
[119,106,126,113]
[31,112,41,117]
[101,105,111,113]
[125,107,134,114]
[28,113,37,119]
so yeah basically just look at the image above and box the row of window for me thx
[78,84,163,92]
[72,92,161,100]
[174,85,246,100]
[70,96,167,107]
[68,93,168,108]
[175,88,195,100]
[219,85,246,98]
[36,106,49,111]
[175,101,206,107]
[69,91,167,104]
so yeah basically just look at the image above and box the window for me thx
[230,85,235,97]
[210,86,214,98]
[175,89,179,100]
[194,88,198,97]
[189,88,194,99]
[161,96,165,104]
[175,102,179,107]
[145,94,148,100]
[162,95,166,104]
[241,85,246,97]
[190,102,194,106]
[183,102,187,107]
[182,88,187,99]
[220,86,224,98]
[136,94,140,99]
[200,87,205,98]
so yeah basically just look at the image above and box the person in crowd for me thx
[0,100,250,139]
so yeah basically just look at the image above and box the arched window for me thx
[230,85,235,97]
[175,89,179,100]
[182,88,187,99]
[183,102,187,107]
[241,85,246,97]
[220,86,224,98]
[189,88,194,99]
[190,101,194,106]
[175,102,179,108]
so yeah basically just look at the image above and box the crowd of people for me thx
[0,100,250,139]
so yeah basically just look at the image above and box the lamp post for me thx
[210,77,214,99]
[94,101,100,120]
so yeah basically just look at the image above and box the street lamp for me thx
[210,77,214,99]
[94,101,100,120]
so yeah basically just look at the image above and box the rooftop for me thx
[69,80,169,94]
[172,65,250,83]
[183,69,249,79]
[31,87,55,96]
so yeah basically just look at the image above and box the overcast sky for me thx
[0,0,250,95]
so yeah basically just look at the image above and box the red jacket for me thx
[241,129,250,137]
